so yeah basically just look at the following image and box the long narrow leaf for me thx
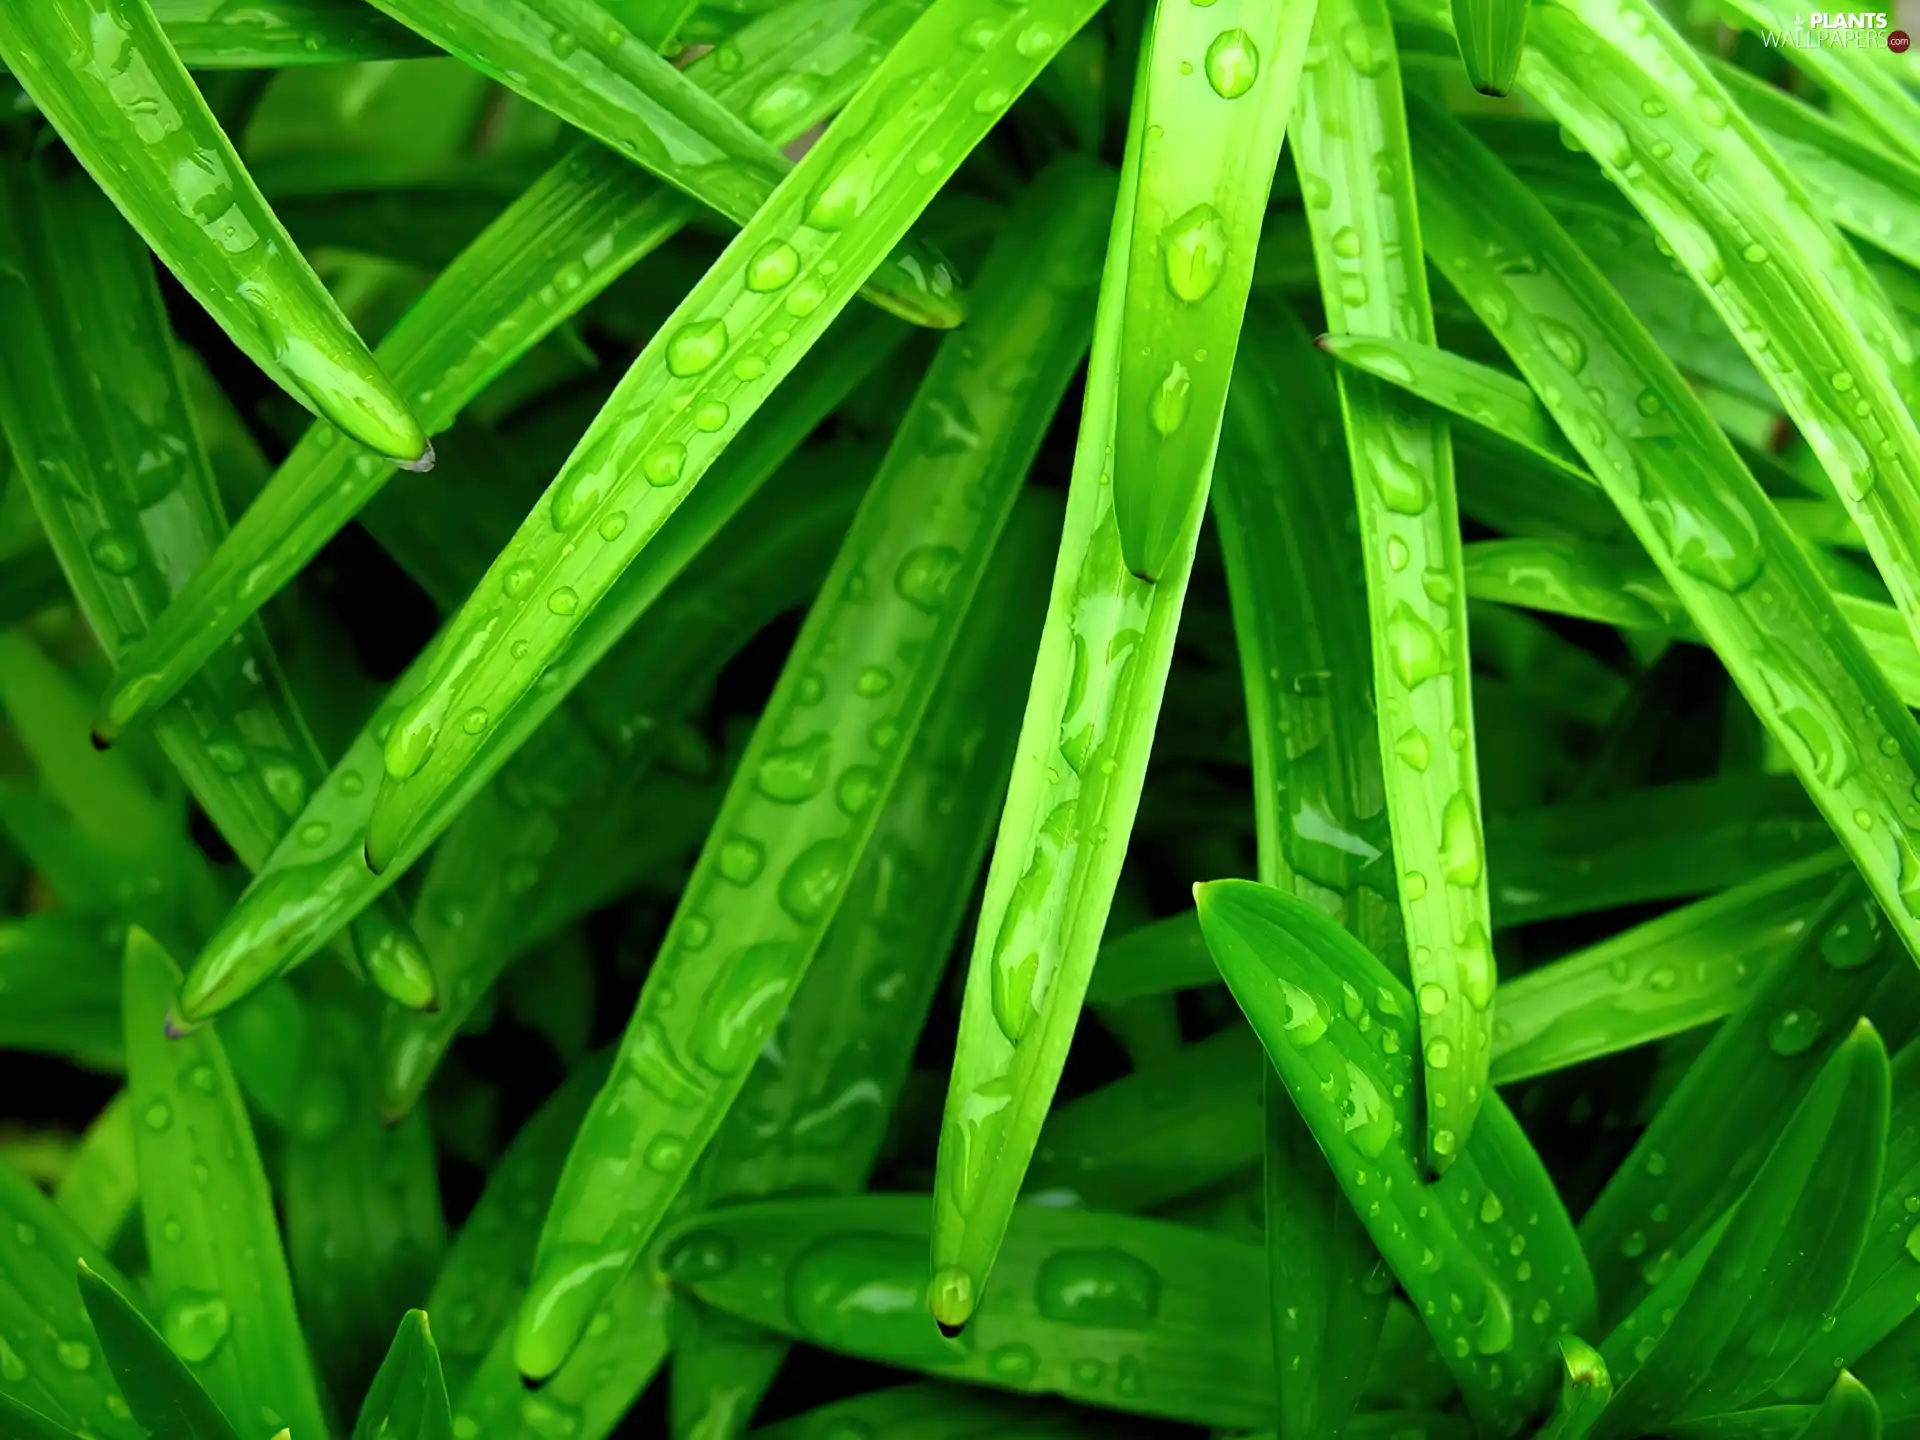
[95,0,956,742]
[359,0,1104,872]
[0,5,426,461]
[1408,97,1920,1011]
[1293,0,1493,1171]
[518,170,1107,1378]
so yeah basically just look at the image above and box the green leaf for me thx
[660,1195,1277,1431]
[379,442,874,1120]
[1600,1023,1889,1433]
[53,1095,138,1254]
[1407,96,1920,1013]
[1778,1041,1920,1398]
[1538,1335,1612,1440]
[0,5,425,462]
[0,915,123,1067]
[0,146,433,1007]
[1293,0,1494,1172]
[1708,0,1920,168]
[147,0,432,64]
[360,0,964,329]
[173,308,904,1027]
[282,999,446,1403]
[671,478,1051,1440]
[1450,0,1528,95]
[1799,1374,1884,1440]
[1579,878,1891,1326]
[121,929,328,1440]
[1108,0,1317,580]
[425,1055,611,1393]
[927,37,1214,1337]
[1399,0,1920,656]
[0,1394,83,1440]
[1490,851,1845,1086]
[75,1263,240,1440]
[1195,877,1596,1434]
[1025,1025,1262,1212]
[0,1161,140,1438]
[1213,294,1399,1437]
[97,0,952,742]
[451,1271,671,1440]
[351,1312,453,1440]
[519,169,1106,1377]
[360,0,1102,876]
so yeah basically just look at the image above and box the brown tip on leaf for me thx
[1474,82,1511,97]
[519,1370,552,1393]
[1127,567,1159,585]
[163,1008,200,1041]
[935,1317,967,1338]
[89,728,111,751]
[362,841,384,876]
[399,440,437,475]
[1312,334,1333,350]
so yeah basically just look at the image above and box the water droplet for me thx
[666,319,729,377]
[1385,603,1445,687]
[1480,1193,1504,1225]
[988,1342,1039,1381]
[645,1135,686,1172]
[1034,1248,1162,1328]
[1278,977,1328,1044]
[1821,900,1882,969]
[1742,242,1768,264]
[1340,1061,1394,1157]
[462,707,489,735]
[778,839,852,923]
[695,400,730,432]
[644,443,687,487]
[55,1340,91,1372]
[1204,28,1260,96]
[187,1064,217,1094]
[1161,203,1227,303]
[0,1336,25,1382]
[1396,727,1431,772]
[1426,1036,1453,1069]
[1475,1280,1514,1354]
[1440,793,1483,886]
[1149,362,1192,435]
[895,545,963,611]
[756,732,831,803]
[718,836,765,885]
[1538,318,1588,372]
[1767,1008,1820,1056]
[692,941,799,1075]
[1419,983,1447,1015]
[1341,19,1389,73]
[598,512,628,541]
[88,530,141,576]
[162,1290,232,1363]
[855,666,893,697]
[144,1099,173,1131]
[836,765,880,816]
[661,1230,736,1282]
[787,1235,965,1364]
[549,587,579,615]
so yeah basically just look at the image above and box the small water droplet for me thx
[1161,204,1227,303]
[1149,362,1192,434]
[666,318,729,377]
[162,1290,232,1363]
[1204,27,1259,96]
[548,587,579,615]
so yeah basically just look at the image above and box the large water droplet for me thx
[691,941,799,1075]
[1475,1280,1515,1354]
[162,1290,232,1363]
[1440,793,1483,886]
[778,839,852,923]
[1278,976,1328,1045]
[788,1235,966,1363]
[1161,203,1227,303]
[895,545,963,612]
[1149,362,1192,435]
[756,732,832,803]
[1340,1060,1394,1157]
[1820,899,1883,970]
[1385,603,1445,688]
[1204,28,1260,97]
[89,530,141,577]
[666,318,729,378]
[1034,1248,1162,1328]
